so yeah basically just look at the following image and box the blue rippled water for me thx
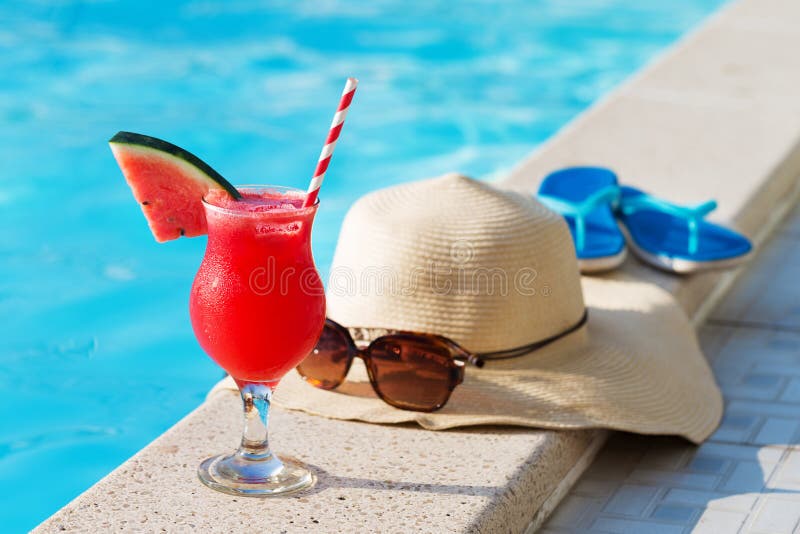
[0,0,727,530]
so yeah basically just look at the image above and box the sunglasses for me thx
[297,311,588,412]
[296,319,485,412]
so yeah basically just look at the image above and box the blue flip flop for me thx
[537,167,626,273]
[616,186,753,273]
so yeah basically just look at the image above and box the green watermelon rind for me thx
[108,131,242,200]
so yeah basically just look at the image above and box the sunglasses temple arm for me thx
[457,353,485,368]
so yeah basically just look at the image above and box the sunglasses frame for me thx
[298,318,485,412]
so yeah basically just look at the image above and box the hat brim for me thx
[272,277,722,444]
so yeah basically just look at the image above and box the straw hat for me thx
[272,173,722,443]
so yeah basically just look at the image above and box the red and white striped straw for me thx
[303,77,358,207]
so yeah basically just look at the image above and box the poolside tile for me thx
[779,378,800,402]
[694,441,783,464]
[720,460,777,493]
[626,470,719,491]
[766,450,800,491]
[727,399,800,419]
[637,446,691,471]
[709,413,759,442]
[662,489,758,512]
[572,478,618,499]
[710,234,800,329]
[686,456,729,475]
[590,517,684,534]
[751,417,800,446]
[603,485,659,517]
[697,324,735,364]
[650,504,697,523]
[748,497,800,533]
[692,509,748,534]
[547,495,601,529]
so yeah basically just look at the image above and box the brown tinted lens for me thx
[367,336,454,411]
[296,324,351,389]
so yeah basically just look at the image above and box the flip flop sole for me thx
[578,248,628,274]
[620,223,753,274]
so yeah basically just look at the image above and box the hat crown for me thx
[327,173,585,352]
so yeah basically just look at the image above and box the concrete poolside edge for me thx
[35,0,800,531]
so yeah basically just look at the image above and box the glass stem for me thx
[237,382,275,461]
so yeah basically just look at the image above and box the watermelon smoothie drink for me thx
[191,187,325,382]
[189,185,325,496]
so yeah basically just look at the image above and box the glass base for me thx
[198,452,315,497]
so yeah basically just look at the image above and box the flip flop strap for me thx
[537,185,620,252]
[620,195,717,254]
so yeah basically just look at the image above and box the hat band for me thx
[347,310,588,362]
[477,309,588,361]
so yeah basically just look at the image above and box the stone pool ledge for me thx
[35,0,800,531]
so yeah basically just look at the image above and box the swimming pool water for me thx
[1,0,727,530]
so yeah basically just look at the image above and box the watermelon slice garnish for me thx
[109,131,241,242]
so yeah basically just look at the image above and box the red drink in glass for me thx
[189,185,325,496]
[191,188,325,384]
